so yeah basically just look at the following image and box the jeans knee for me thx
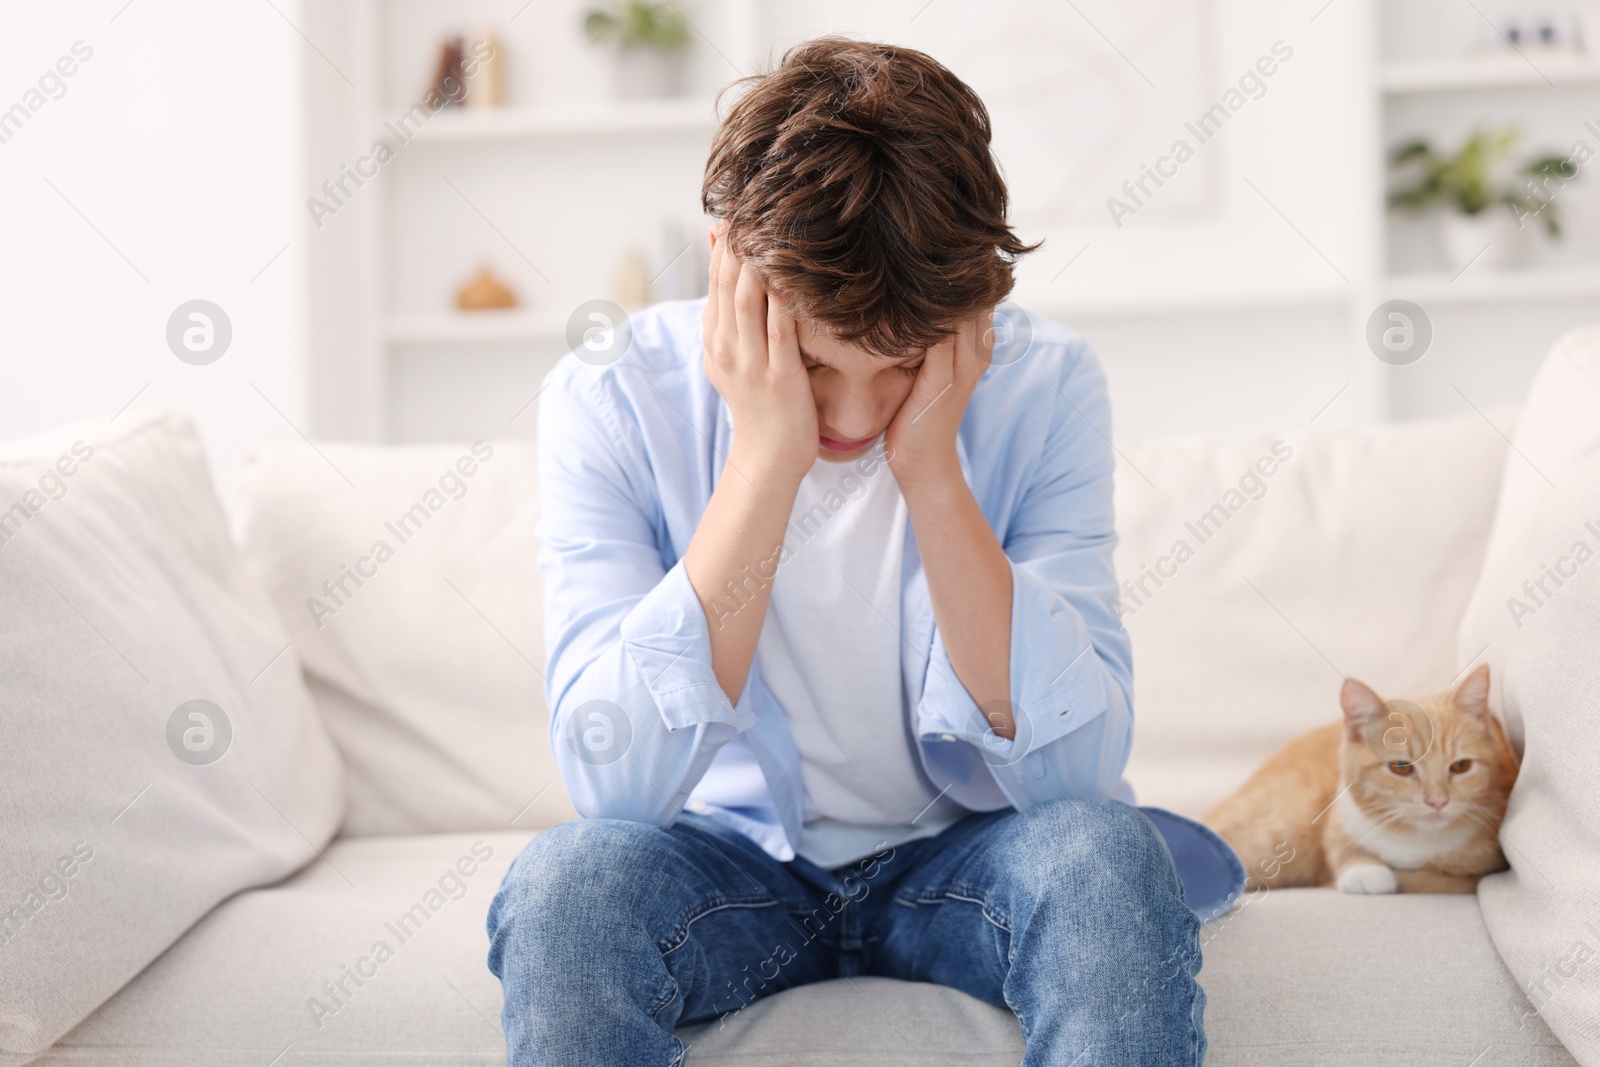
[487,819,680,968]
[1007,797,1180,900]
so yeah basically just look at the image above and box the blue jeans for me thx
[487,796,1206,1066]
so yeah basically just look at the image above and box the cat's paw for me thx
[1337,863,1398,894]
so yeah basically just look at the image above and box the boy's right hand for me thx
[702,224,818,487]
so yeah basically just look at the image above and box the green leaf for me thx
[581,0,691,50]
[1384,126,1577,240]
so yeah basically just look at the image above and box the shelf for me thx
[384,310,569,343]
[375,99,719,143]
[1029,281,1352,318]
[1382,266,1600,305]
[1381,57,1600,94]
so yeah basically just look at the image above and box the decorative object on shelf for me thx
[1388,128,1579,273]
[1481,10,1584,57]
[456,266,519,310]
[427,37,469,108]
[614,248,654,309]
[464,30,504,108]
[582,1,692,100]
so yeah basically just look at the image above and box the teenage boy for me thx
[488,36,1243,1067]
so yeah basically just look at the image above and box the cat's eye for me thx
[1387,761,1415,776]
[1449,758,1473,774]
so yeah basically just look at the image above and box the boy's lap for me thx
[499,799,1180,1019]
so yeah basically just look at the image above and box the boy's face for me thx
[796,319,925,462]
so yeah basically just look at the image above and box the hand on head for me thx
[702,224,820,486]
[703,222,996,487]
[882,313,995,490]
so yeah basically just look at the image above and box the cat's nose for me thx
[1425,796,1448,811]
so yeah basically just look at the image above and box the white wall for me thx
[761,0,1380,438]
[0,0,308,519]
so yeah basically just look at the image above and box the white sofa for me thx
[4,327,1598,1067]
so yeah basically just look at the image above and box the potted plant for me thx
[1388,128,1577,273]
[583,1,692,100]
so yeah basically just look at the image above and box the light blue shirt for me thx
[535,298,1244,921]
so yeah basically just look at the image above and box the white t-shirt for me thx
[754,441,966,868]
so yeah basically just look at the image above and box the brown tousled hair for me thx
[702,37,1039,357]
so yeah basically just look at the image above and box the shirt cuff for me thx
[914,558,1110,761]
[619,558,755,734]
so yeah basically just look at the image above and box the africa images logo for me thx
[166,700,232,766]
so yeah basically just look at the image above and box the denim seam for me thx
[1185,927,1206,1066]
[647,975,681,1021]
[1002,983,1029,1043]
[657,896,779,957]
[894,885,1012,930]
[893,886,1024,1032]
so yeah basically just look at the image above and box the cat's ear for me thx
[1453,662,1491,719]
[1340,678,1385,741]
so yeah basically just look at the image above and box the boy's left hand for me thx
[884,310,994,492]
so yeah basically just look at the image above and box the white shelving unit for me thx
[391,99,721,142]
[1383,266,1600,305]
[301,0,1600,441]
[1368,0,1600,420]
[305,0,760,443]
[1380,57,1600,93]
[383,310,570,343]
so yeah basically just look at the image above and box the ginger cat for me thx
[1205,664,1519,894]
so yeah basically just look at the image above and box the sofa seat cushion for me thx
[36,834,1574,1065]
[1186,889,1574,1067]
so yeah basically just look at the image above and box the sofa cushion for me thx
[0,411,345,1065]
[1452,325,1600,1066]
[31,832,1574,1066]
[236,441,577,837]
[1475,455,1600,1064]
[1114,409,1513,818]
[1454,326,1600,1063]
[1459,323,1600,748]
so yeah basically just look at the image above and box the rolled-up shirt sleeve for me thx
[537,361,752,825]
[912,340,1134,808]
